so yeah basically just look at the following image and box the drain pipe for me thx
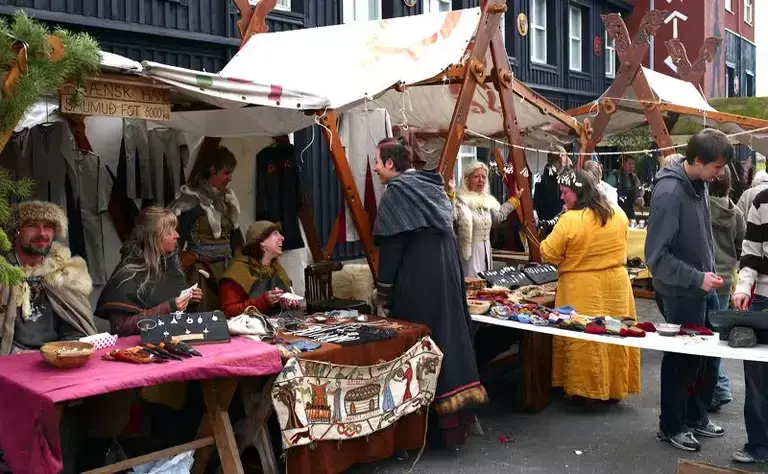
[650,0,655,70]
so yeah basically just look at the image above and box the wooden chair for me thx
[304,261,370,314]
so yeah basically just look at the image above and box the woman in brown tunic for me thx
[170,146,243,311]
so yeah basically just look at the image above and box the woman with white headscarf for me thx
[447,161,523,278]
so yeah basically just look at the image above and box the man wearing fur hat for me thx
[0,201,97,355]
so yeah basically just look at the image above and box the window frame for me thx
[569,5,583,72]
[745,0,754,25]
[530,0,548,64]
[342,0,382,23]
[424,0,451,13]
[725,0,733,13]
[605,29,616,78]
[249,0,291,11]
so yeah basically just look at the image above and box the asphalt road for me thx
[350,299,766,474]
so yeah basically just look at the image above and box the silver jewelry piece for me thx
[203,326,209,334]
[163,330,169,337]
[211,314,218,321]
[158,319,164,326]
[185,327,191,335]
[197,316,203,324]
[137,319,158,331]
[186,317,193,324]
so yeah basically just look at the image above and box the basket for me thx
[464,277,487,291]
[467,299,491,315]
[40,341,95,369]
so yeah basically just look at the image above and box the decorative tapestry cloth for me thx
[272,336,442,449]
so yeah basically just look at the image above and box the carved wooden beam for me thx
[666,37,722,95]
[241,0,277,45]
[488,32,541,262]
[581,10,673,167]
[436,0,507,179]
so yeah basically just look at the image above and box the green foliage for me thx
[607,126,652,160]
[0,13,98,286]
[0,12,101,133]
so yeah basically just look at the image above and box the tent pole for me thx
[488,31,541,262]
[581,10,673,167]
[435,0,507,180]
[318,110,379,278]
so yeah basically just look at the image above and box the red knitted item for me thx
[585,323,607,335]
[635,321,656,332]
[619,328,646,338]
[679,322,713,336]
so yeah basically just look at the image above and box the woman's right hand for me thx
[175,293,192,312]
[265,288,284,306]
[447,177,456,194]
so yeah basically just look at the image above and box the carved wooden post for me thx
[581,11,674,167]
[666,37,722,96]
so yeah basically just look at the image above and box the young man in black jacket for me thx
[645,129,732,452]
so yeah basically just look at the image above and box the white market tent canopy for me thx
[131,8,579,145]
[570,67,768,155]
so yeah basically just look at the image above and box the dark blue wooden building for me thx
[1,0,633,258]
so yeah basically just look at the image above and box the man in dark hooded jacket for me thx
[645,129,733,452]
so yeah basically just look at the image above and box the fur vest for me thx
[171,185,241,239]
[0,243,97,355]
[454,191,502,261]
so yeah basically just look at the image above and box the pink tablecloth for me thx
[0,336,282,474]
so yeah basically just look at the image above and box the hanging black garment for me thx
[255,143,305,251]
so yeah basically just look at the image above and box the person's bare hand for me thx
[447,177,456,194]
[515,187,524,199]
[701,272,724,292]
[266,288,285,306]
[175,292,192,312]
[189,288,203,304]
[732,293,751,311]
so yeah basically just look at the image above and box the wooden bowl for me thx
[40,341,95,369]
[464,277,487,291]
[467,299,491,315]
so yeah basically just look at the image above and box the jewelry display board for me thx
[522,264,559,285]
[479,267,534,289]
[139,310,230,345]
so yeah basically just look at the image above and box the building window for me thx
[569,6,583,71]
[531,0,547,64]
[746,71,755,97]
[726,65,736,97]
[454,145,478,183]
[249,0,291,10]
[342,0,382,23]
[424,0,451,13]
[500,12,506,45]
[605,29,616,78]
[745,0,753,24]
[726,0,733,12]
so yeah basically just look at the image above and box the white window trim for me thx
[745,0,754,25]
[746,70,755,95]
[605,29,616,78]
[569,6,583,72]
[342,0,382,23]
[249,0,291,11]
[530,0,547,64]
[725,0,733,13]
[424,0,451,13]
[455,145,478,183]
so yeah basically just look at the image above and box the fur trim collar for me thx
[172,185,241,239]
[16,243,92,320]
[456,190,501,212]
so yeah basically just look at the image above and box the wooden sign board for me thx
[60,78,171,121]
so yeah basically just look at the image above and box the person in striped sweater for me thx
[731,186,768,464]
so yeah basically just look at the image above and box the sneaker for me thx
[657,430,701,452]
[732,449,768,464]
[692,421,725,438]
[708,398,732,413]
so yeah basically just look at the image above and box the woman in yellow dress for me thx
[541,168,641,403]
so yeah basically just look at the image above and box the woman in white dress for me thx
[447,161,522,278]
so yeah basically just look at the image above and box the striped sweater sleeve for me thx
[736,189,768,295]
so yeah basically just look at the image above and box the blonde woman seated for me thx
[447,161,523,278]
[541,169,641,404]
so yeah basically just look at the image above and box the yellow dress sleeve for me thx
[540,213,571,266]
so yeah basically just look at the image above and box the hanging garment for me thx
[122,119,153,200]
[0,129,28,178]
[148,129,189,206]
[255,142,305,251]
[338,109,392,242]
[25,122,78,208]
[71,151,114,285]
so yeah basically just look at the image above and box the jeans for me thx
[658,294,720,436]
[743,295,768,460]
[712,292,733,403]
